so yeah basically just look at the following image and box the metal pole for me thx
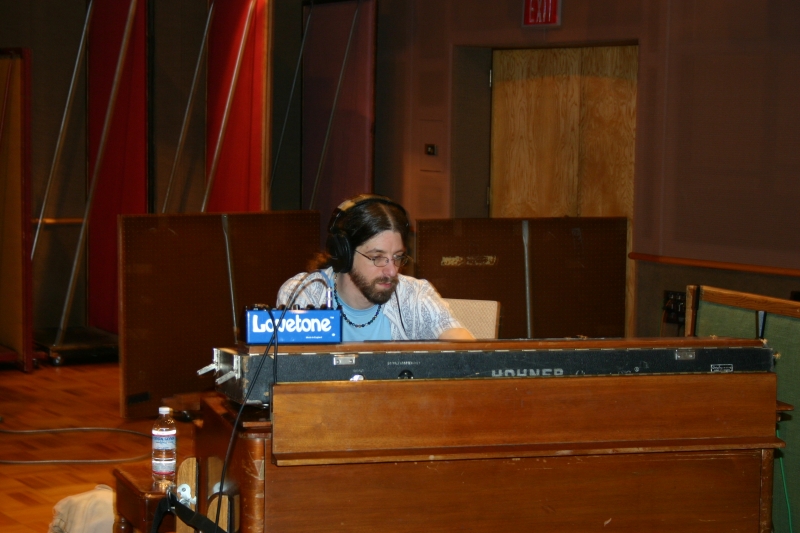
[161,2,215,213]
[522,220,533,338]
[32,0,95,261]
[200,0,255,213]
[221,214,239,345]
[269,1,314,193]
[308,0,361,210]
[55,0,138,347]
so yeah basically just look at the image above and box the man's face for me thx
[349,230,405,305]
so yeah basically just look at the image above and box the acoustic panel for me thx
[529,218,627,338]
[416,218,627,339]
[416,219,527,338]
[119,211,319,418]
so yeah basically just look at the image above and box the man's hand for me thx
[438,327,476,341]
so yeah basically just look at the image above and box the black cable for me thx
[211,0,329,501]
[268,308,280,394]
[0,426,150,464]
[395,289,406,336]
[213,270,321,532]
[264,271,330,389]
[212,345,271,531]
[0,426,149,437]
[0,455,150,466]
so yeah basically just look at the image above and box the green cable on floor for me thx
[777,428,794,533]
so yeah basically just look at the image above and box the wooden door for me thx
[491,46,637,333]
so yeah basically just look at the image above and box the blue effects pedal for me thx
[245,308,342,345]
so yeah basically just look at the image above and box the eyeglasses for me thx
[355,250,411,267]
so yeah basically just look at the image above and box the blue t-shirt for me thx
[338,300,392,342]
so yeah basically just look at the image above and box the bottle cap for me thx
[158,406,172,415]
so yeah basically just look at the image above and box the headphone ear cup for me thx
[327,232,352,273]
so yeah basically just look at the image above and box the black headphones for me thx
[326,194,408,273]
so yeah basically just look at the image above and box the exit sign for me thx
[523,0,561,27]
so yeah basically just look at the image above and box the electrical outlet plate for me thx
[663,291,686,324]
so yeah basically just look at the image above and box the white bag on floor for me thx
[49,484,115,533]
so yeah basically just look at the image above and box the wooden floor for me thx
[0,361,195,532]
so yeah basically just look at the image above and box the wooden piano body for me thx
[196,337,785,533]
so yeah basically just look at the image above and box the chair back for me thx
[443,298,501,339]
[686,285,800,533]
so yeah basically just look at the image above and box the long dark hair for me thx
[309,195,409,271]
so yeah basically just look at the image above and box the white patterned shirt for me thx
[276,267,463,340]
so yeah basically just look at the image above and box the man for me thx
[276,194,475,341]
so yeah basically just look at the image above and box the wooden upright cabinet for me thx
[196,339,783,533]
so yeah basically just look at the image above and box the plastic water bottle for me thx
[151,406,177,491]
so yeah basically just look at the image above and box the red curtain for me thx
[205,0,268,212]
[87,0,148,334]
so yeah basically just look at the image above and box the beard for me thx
[349,268,398,305]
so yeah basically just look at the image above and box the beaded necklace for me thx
[333,280,382,328]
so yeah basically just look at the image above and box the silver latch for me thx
[333,354,357,366]
[674,349,696,361]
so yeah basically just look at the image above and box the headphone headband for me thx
[326,194,408,273]
[328,194,407,232]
